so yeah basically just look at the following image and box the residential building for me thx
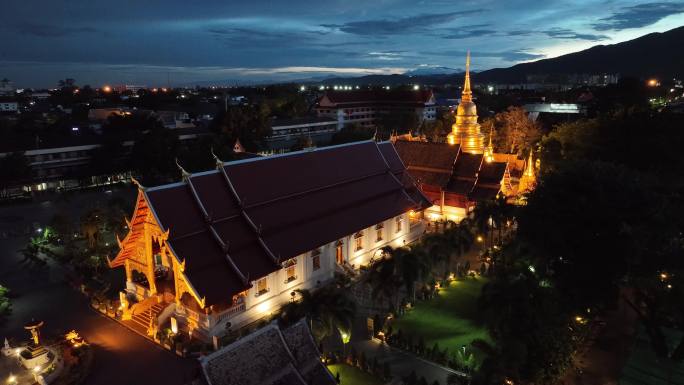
[315,89,436,129]
[265,116,338,151]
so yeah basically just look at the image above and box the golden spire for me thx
[462,50,472,103]
[524,151,534,177]
[484,127,494,162]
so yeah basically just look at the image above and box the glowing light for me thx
[487,85,494,92]
[340,330,351,344]
[528,265,536,273]
[14,348,21,356]
[33,366,41,373]
[256,301,270,313]
[7,375,17,384]
[660,272,668,281]
[300,85,306,91]
[476,235,483,243]
[647,79,659,87]
[102,85,112,93]
[413,85,420,91]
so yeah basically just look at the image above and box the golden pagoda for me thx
[447,51,485,154]
[518,151,537,193]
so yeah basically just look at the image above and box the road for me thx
[0,187,198,385]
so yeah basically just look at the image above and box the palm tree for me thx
[383,246,430,301]
[280,286,356,342]
[444,222,474,272]
[423,233,452,279]
[80,208,104,248]
[366,251,404,311]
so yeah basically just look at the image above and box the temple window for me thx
[354,232,364,251]
[396,216,403,233]
[255,277,268,297]
[283,258,297,283]
[375,223,384,242]
[311,249,321,271]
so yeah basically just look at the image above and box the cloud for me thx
[541,28,609,41]
[592,2,684,30]
[12,22,98,37]
[440,24,499,39]
[321,10,483,35]
[422,49,546,62]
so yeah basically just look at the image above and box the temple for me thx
[394,52,537,222]
[200,319,336,385]
[110,141,430,341]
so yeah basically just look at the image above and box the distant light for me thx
[647,79,659,87]
[319,85,325,91]
[355,85,360,89]
[36,228,43,233]
[102,85,112,93]
[487,85,494,92]
[413,84,420,91]
[72,127,79,131]
[299,85,306,91]
[528,265,536,273]
[333,86,339,90]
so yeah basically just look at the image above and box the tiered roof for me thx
[200,320,336,385]
[394,140,510,204]
[113,141,430,306]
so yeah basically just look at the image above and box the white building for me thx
[110,140,430,340]
[316,89,436,129]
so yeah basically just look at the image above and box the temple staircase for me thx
[127,301,166,336]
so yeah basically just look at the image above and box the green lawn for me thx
[327,364,384,385]
[393,277,491,359]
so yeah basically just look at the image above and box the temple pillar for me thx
[124,259,132,283]
[144,223,157,295]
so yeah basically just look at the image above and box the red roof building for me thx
[111,140,430,340]
[316,89,436,129]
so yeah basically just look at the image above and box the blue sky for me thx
[1,0,683,87]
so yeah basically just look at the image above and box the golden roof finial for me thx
[525,151,535,177]
[462,50,472,102]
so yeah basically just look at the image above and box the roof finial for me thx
[130,177,145,191]
[210,146,223,168]
[175,158,191,180]
[462,50,472,102]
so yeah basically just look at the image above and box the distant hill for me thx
[309,26,684,86]
[475,26,684,83]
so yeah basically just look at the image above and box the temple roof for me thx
[142,140,430,305]
[393,140,509,203]
[200,320,336,385]
[393,141,460,187]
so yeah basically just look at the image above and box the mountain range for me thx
[314,26,684,86]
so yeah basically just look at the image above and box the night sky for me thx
[1,0,683,87]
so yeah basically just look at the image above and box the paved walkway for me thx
[350,338,464,385]
[0,189,199,385]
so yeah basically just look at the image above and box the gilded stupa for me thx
[447,51,485,154]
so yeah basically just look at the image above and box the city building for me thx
[394,53,536,222]
[265,116,339,151]
[109,140,430,341]
[315,89,436,129]
[0,101,18,113]
[200,319,336,385]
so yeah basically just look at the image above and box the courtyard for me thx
[392,276,491,363]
